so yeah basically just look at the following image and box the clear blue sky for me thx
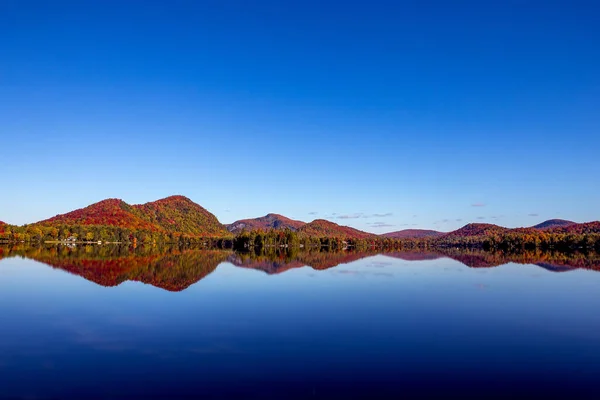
[1,0,599,232]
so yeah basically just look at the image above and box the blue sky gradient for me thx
[1,0,599,232]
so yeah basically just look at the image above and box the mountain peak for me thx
[533,219,576,230]
[133,196,229,236]
[310,219,334,225]
[91,198,127,206]
[299,219,375,239]
[144,195,196,205]
[158,195,192,201]
[443,223,508,239]
[226,213,306,234]
[462,223,498,229]
[265,213,284,218]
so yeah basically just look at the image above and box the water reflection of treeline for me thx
[1,245,599,291]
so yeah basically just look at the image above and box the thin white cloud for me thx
[337,212,393,219]
[369,212,393,218]
[369,222,395,228]
[337,213,363,219]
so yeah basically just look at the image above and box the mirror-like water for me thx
[1,245,600,399]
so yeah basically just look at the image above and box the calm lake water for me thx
[1,245,600,399]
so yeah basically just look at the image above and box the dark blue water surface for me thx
[1,247,600,399]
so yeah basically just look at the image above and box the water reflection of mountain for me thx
[383,251,445,262]
[0,244,232,291]
[227,250,380,274]
[227,252,305,274]
[534,263,577,273]
[1,245,600,292]
[434,248,600,271]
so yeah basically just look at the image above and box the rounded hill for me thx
[299,219,375,239]
[227,213,306,234]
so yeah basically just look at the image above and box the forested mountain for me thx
[38,199,157,231]
[383,220,595,243]
[548,221,600,234]
[432,221,600,250]
[132,195,229,237]
[382,229,444,239]
[298,219,375,239]
[532,219,576,230]
[441,223,509,240]
[227,213,305,234]
[36,196,229,237]
[16,196,232,243]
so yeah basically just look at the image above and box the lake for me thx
[1,245,600,399]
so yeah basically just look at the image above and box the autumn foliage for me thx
[227,213,306,234]
[131,195,230,237]
[40,199,158,230]
[33,195,231,241]
[298,219,375,239]
[533,219,576,230]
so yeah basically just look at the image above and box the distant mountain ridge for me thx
[298,219,375,239]
[227,214,376,240]
[426,220,600,246]
[441,223,509,240]
[227,213,305,234]
[532,219,576,230]
[549,221,600,234]
[440,220,599,239]
[381,229,444,239]
[380,220,592,240]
